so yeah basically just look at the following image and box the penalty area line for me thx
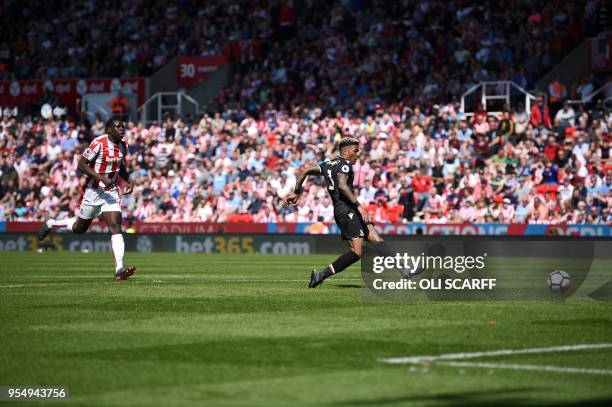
[437,361,612,376]
[379,343,612,376]
[379,343,612,365]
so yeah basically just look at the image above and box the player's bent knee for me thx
[351,248,363,258]
[72,218,90,234]
[108,226,122,235]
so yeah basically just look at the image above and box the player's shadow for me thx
[333,388,612,406]
[331,284,364,289]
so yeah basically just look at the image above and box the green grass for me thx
[0,252,611,406]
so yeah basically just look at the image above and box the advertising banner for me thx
[0,233,318,255]
[135,222,268,234]
[176,56,227,87]
[3,222,611,237]
[0,77,146,114]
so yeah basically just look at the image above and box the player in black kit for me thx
[285,137,386,288]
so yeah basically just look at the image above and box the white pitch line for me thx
[380,343,612,364]
[438,361,612,376]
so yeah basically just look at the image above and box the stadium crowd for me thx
[0,97,610,225]
[1,0,605,109]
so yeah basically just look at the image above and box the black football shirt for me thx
[318,156,355,209]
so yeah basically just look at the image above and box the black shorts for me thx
[334,206,371,241]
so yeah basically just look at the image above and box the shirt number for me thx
[326,169,335,190]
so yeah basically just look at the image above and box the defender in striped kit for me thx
[38,119,136,281]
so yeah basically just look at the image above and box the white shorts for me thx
[78,188,122,219]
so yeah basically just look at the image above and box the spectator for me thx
[306,216,330,234]
[398,186,416,222]
[108,91,130,122]
[412,168,432,212]
[548,76,568,103]
[576,75,595,100]
[500,198,516,223]
[513,103,530,135]
[530,96,552,128]
[458,199,477,222]
[555,101,576,127]
[543,136,560,161]
[515,197,532,222]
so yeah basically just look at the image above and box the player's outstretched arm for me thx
[77,156,113,188]
[285,165,321,206]
[337,173,369,222]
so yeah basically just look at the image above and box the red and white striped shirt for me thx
[82,134,127,189]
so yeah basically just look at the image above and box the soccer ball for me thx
[548,270,571,292]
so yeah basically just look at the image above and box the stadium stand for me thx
[0,0,610,225]
[1,0,598,106]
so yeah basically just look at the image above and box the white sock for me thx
[46,217,76,232]
[111,234,125,272]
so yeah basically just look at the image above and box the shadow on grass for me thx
[18,294,360,314]
[66,336,467,372]
[333,387,612,406]
[332,284,364,289]
[530,318,612,327]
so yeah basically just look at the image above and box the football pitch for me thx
[1,252,611,406]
